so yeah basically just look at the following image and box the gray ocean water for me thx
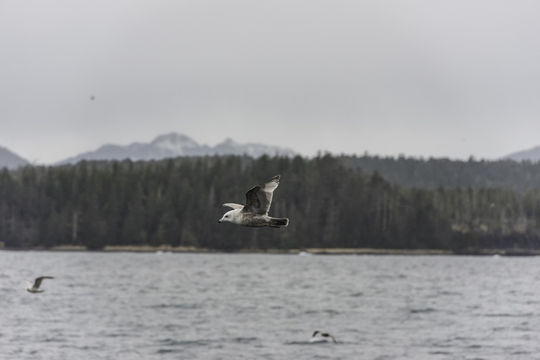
[1,251,540,360]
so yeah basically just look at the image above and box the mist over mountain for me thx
[58,133,296,164]
[0,146,28,169]
[504,146,540,162]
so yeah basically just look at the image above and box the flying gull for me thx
[218,175,289,228]
[26,276,54,293]
[310,331,337,343]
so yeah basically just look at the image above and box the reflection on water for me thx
[1,251,540,359]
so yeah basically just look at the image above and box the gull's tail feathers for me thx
[269,217,289,228]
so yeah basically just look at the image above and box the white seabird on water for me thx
[26,276,54,293]
[310,331,337,343]
[218,175,289,228]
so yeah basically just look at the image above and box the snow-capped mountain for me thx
[58,133,295,164]
[151,133,211,156]
[0,146,28,169]
[212,138,295,158]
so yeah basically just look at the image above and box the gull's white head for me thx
[218,209,242,224]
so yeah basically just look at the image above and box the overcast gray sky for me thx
[2,0,540,163]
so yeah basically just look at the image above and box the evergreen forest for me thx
[1,154,540,251]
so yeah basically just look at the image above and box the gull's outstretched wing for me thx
[321,333,337,343]
[243,175,280,215]
[33,276,54,289]
[223,203,244,210]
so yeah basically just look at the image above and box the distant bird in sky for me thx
[218,175,289,228]
[26,276,54,293]
[310,330,337,344]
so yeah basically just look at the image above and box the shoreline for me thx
[1,245,540,256]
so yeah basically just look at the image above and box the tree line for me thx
[1,154,540,250]
[343,154,540,192]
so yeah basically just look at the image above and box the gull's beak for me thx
[218,219,222,223]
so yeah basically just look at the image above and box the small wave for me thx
[429,351,452,355]
[285,341,335,346]
[482,312,534,318]
[232,337,258,344]
[163,323,188,332]
[159,336,256,348]
[447,336,469,342]
[99,332,130,338]
[350,292,363,297]
[159,338,211,347]
[157,348,182,354]
[511,351,531,355]
[409,307,436,314]
[373,355,394,360]
[44,337,67,343]
[148,303,200,310]
[438,290,461,296]
[74,345,103,351]
[303,309,340,316]
[324,309,340,315]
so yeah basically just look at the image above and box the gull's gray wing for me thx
[243,175,280,215]
[33,276,54,289]
[223,203,244,210]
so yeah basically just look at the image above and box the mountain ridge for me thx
[504,146,540,162]
[58,133,296,164]
[0,146,29,169]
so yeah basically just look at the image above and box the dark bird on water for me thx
[218,175,289,228]
[26,276,54,293]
